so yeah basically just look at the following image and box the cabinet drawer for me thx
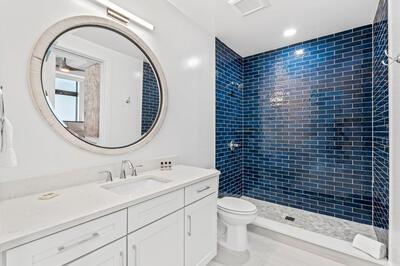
[66,238,126,266]
[185,177,218,205]
[5,210,127,266]
[128,189,184,233]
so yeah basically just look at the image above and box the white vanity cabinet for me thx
[2,175,219,266]
[184,177,218,266]
[127,189,184,232]
[66,238,126,266]
[128,210,184,266]
[185,193,217,266]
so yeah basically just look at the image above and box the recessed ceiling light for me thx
[284,28,297,37]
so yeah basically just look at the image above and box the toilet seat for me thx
[218,197,257,215]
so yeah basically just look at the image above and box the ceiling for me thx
[168,0,379,57]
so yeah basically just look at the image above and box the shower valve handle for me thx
[228,140,240,151]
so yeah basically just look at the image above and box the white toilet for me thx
[217,197,257,252]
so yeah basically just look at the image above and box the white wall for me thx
[0,0,215,182]
[389,0,400,264]
[106,55,143,147]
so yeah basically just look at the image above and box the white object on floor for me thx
[209,232,346,266]
[352,234,387,260]
[0,118,17,168]
[217,197,257,252]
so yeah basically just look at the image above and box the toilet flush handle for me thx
[187,215,192,236]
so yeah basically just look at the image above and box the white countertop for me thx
[0,165,219,252]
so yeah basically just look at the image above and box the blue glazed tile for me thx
[216,18,387,230]
[215,39,243,197]
[372,0,389,245]
[141,62,160,134]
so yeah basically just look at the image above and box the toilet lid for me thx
[217,197,257,214]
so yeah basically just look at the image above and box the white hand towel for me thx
[0,118,18,167]
[352,234,387,260]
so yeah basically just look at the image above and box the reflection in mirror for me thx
[41,26,160,148]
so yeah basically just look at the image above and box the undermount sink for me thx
[101,176,171,195]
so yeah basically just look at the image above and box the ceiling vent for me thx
[228,0,271,17]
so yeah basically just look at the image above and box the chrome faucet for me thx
[120,160,135,179]
[99,170,113,182]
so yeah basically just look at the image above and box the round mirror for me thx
[30,17,167,154]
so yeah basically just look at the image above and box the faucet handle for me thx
[228,140,240,151]
[99,170,113,182]
[132,164,144,176]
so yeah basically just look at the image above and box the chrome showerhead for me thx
[227,81,244,90]
[222,81,244,97]
[224,81,244,97]
[237,83,244,90]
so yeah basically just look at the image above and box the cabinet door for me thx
[185,193,217,266]
[127,210,184,266]
[66,238,126,266]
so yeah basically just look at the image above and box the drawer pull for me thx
[120,251,125,266]
[187,215,192,236]
[197,186,210,193]
[57,232,100,253]
[132,244,138,266]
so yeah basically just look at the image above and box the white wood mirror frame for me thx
[29,16,168,154]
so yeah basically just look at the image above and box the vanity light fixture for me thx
[92,0,155,30]
[107,8,129,24]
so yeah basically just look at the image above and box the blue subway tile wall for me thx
[141,62,160,134]
[216,38,244,197]
[242,26,373,224]
[372,0,389,244]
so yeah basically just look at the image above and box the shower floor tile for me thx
[209,232,345,266]
[243,197,376,242]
